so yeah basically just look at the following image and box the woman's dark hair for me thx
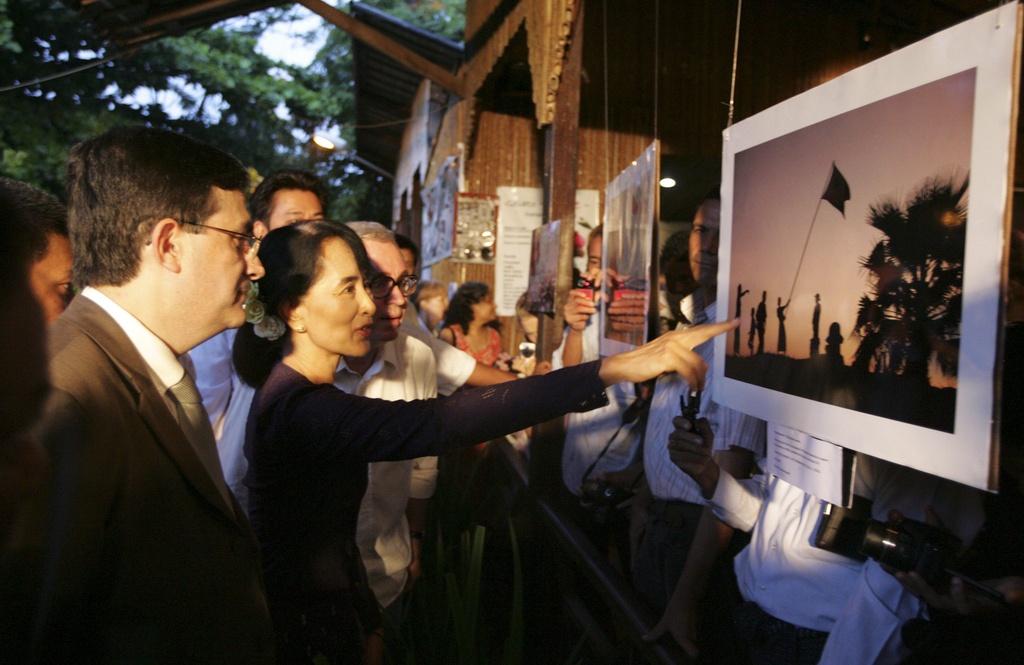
[233,220,372,387]
[442,281,499,333]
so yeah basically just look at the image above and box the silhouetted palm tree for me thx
[852,174,967,380]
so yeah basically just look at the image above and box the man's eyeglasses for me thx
[367,274,419,299]
[181,220,261,257]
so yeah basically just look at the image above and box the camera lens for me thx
[861,519,916,571]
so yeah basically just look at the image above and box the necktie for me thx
[167,372,234,510]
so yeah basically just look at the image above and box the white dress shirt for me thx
[710,442,984,663]
[337,332,439,609]
[81,287,188,418]
[643,301,765,504]
[401,316,475,396]
[552,315,643,494]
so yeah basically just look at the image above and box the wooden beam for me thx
[295,0,467,98]
[531,1,585,498]
[139,0,240,30]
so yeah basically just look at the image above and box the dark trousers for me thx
[732,601,829,665]
[634,499,751,664]
[632,499,704,611]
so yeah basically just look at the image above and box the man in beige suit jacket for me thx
[0,127,273,662]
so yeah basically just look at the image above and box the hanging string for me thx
[602,0,611,187]
[0,52,123,94]
[726,0,744,132]
[653,0,659,142]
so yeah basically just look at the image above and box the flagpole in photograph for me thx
[786,162,851,304]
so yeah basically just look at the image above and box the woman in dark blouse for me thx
[232,220,734,664]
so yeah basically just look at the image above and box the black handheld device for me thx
[679,389,701,430]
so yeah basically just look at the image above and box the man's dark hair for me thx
[0,178,66,257]
[65,125,249,288]
[660,229,689,265]
[249,170,328,224]
[0,188,37,287]
[394,233,419,268]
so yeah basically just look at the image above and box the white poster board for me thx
[494,187,601,317]
[717,5,1020,490]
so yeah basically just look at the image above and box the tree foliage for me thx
[0,0,465,223]
[299,0,465,222]
[852,174,968,379]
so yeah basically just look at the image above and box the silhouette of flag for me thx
[821,163,850,216]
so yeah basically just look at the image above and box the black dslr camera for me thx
[816,504,961,588]
[579,477,635,524]
[862,514,962,587]
[580,478,634,510]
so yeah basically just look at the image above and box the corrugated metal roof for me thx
[350,2,462,177]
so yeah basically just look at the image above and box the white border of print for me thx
[716,5,1020,490]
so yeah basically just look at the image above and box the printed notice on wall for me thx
[766,423,845,505]
[494,187,544,316]
[494,187,601,317]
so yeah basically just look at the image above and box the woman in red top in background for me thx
[439,281,509,370]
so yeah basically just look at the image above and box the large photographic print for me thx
[728,71,973,433]
[717,5,1020,489]
[601,142,658,356]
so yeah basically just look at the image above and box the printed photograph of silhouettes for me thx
[726,70,973,433]
[716,5,1019,490]
[601,142,658,356]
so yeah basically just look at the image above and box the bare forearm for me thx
[666,506,732,613]
[561,328,584,367]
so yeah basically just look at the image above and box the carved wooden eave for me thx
[524,0,576,127]
[461,0,577,128]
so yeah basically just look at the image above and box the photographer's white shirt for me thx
[711,451,984,663]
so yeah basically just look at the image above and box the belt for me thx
[648,498,703,529]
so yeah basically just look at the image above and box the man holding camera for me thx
[668,419,983,664]
[632,192,765,662]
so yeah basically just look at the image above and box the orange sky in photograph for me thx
[729,68,975,373]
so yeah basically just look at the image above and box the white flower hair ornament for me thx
[245,282,286,341]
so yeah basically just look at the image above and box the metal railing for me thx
[493,441,694,665]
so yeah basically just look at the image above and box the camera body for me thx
[575,274,595,300]
[678,390,701,430]
[581,478,634,508]
[816,504,962,588]
[580,478,634,523]
[519,341,536,358]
